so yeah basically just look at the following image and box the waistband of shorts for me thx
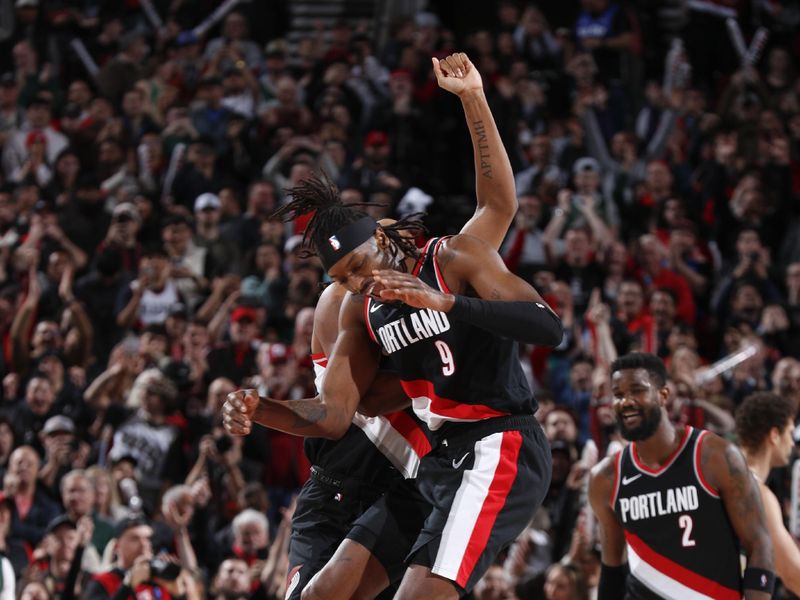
[309,465,394,496]
[433,414,539,446]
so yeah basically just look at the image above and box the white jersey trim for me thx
[314,355,421,478]
[351,413,420,479]
[627,543,717,600]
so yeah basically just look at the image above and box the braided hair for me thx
[272,172,427,271]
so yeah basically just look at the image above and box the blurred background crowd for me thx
[0,0,798,598]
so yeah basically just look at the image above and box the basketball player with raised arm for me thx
[736,391,800,596]
[283,53,523,600]
[222,66,563,600]
[589,353,774,599]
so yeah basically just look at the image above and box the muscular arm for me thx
[433,53,516,251]
[703,436,774,600]
[441,234,563,345]
[589,458,626,567]
[312,284,410,417]
[458,89,516,250]
[760,483,800,595]
[250,296,380,439]
[589,457,628,600]
[375,234,562,345]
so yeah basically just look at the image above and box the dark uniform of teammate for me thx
[365,236,554,593]
[223,53,560,599]
[285,340,431,600]
[611,425,741,599]
[589,352,775,600]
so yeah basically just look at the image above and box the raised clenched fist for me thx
[222,389,260,436]
[432,52,483,97]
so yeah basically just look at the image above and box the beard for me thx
[618,404,663,441]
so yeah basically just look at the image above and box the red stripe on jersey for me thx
[364,297,378,343]
[311,353,328,367]
[694,430,720,498]
[385,410,432,458]
[400,379,509,421]
[456,430,522,587]
[625,531,740,600]
[632,425,691,475]
[432,237,452,293]
[609,451,623,509]
[413,238,436,277]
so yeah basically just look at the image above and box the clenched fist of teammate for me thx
[223,389,260,436]
[432,52,483,97]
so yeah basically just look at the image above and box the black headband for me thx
[317,216,378,270]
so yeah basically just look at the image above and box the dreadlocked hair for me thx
[271,173,362,253]
[381,213,428,272]
[271,173,428,270]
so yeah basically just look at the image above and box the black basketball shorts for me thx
[345,477,431,586]
[408,416,552,593]
[285,468,387,600]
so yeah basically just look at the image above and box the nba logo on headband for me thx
[317,217,378,270]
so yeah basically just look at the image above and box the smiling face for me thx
[611,367,667,441]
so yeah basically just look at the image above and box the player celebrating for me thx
[223,75,563,600]
[589,352,774,599]
[736,391,800,595]
[286,53,522,600]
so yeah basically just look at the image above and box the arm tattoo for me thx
[600,456,617,482]
[286,398,328,429]
[721,444,773,570]
[437,247,454,269]
[473,119,492,179]
[253,396,329,431]
[490,287,501,300]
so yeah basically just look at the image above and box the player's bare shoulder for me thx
[313,283,352,352]
[436,233,499,282]
[696,429,746,491]
[315,283,348,325]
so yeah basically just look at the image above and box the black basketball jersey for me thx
[611,426,742,599]
[365,237,536,432]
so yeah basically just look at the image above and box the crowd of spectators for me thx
[0,0,798,598]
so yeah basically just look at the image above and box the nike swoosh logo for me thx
[369,302,383,313]
[452,453,470,469]
[622,474,642,486]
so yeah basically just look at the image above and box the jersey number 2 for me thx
[678,514,695,547]
[435,341,455,376]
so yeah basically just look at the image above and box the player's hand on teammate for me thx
[222,389,260,436]
[432,52,483,97]
[372,270,453,312]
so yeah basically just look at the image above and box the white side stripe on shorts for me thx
[432,431,504,582]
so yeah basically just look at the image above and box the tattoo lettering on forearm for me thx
[287,399,328,429]
[473,119,492,179]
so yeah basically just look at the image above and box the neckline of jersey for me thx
[631,425,692,476]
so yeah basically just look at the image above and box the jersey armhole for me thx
[694,430,720,498]
[432,236,453,294]
[364,296,378,343]
[609,450,623,509]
